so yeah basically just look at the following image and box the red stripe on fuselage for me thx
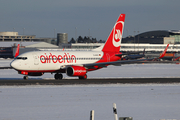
[18,69,66,73]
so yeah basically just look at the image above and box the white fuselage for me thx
[11,50,103,72]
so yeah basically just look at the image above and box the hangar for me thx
[0,42,58,58]
[71,30,180,52]
[122,30,180,44]
[0,32,53,43]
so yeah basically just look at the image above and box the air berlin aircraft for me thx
[10,14,169,80]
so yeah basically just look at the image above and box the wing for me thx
[83,44,169,69]
[83,58,153,69]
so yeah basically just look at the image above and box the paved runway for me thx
[0,78,180,85]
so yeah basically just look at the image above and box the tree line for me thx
[69,36,105,43]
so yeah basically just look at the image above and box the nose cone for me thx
[10,60,18,70]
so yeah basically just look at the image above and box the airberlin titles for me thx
[40,53,76,63]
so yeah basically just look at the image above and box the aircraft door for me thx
[106,53,110,62]
[33,54,39,65]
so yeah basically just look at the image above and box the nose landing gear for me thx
[23,76,28,80]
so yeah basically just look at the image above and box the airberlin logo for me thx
[40,53,76,63]
[115,30,121,41]
[74,70,86,74]
[113,21,124,47]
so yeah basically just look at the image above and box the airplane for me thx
[122,48,145,60]
[10,14,169,80]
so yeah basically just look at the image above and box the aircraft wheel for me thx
[23,76,28,80]
[58,74,63,79]
[79,74,87,79]
[54,73,63,80]
[54,74,58,79]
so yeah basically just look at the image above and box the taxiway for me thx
[0,78,180,85]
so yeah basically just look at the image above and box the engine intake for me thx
[66,66,87,76]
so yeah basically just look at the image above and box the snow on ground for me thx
[0,60,180,120]
[0,59,12,67]
[88,63,180,78]
[0,84,180,120]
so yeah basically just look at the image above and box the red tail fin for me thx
[102,14,125,53]
[159,44,169,59]
[14,44,20,58]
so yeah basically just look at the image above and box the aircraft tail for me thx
[142,48,145,55]
[102,14,125,53]
[159,44,169,59]
[14,44,20,58]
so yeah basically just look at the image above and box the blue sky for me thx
[1,0,180,41]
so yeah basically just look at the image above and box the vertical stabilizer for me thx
[102,14,125,53]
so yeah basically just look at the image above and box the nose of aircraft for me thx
[10,60,18,69]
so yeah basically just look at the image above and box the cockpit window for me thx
[16,57,27,60]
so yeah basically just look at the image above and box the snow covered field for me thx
[0,59,12,67]
[0,84,180,120]
[0,59,180,120]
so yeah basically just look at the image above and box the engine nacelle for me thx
[19,71,43,76]
[66,66,87,76]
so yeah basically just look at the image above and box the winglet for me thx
[14,44,20,58]
[159,44,169,59]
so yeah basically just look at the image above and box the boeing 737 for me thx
[10,14,169,80]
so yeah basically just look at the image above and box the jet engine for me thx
[66,66,87,76]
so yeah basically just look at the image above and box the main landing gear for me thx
[54,73,63,80]
[54,73,87,80]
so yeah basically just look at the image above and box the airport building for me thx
[122,30,180,44]
[0,32,67,58]
[0,32,53,43]
[1,30,180,59]
[0,42,59,58]
[71,30,180,52]
[56,33,70,48]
